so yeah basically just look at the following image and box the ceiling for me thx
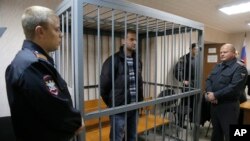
[128,0,250,34]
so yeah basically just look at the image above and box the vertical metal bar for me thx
[170,23,175,88]
[106,35,109,56]
[160,33,163,130]
[159,29,163,141]
[153,19,158,141]
[160,34,163,100]
[110,9,116,141]
[171,24,177,130]
[86,34,90,100]
[135,14,139,141]
[194,30,204,141]
[166,27,170,140]
[185,29,192,141]
[111,8,115,141]
[194,29,204,141]
[183,27,186,139]
[182,27,188,139]
[161,28,164,141]
[191,28,197,140]
[176,25,181,139]
[96,6,103,141]
[56,14,62,74]
[94,35,97,99]
[170,23,181,138]
[124,11,128,141]
[181,26,186,140]
[167,31,173,141]
[61,13,64,75]
[187,28,193,141]
[161,21,167,140]
[97,6,101,98]
[111,9,115,108]
[145,17,149,141]
[188,29,192,91]
[72,0,84,140]
[66,11,69,84]
[183,27,187,93]
[124,12,128,105]
[94,33,97,99]
[70,10,75,108]
[146,17,150,99]
[84,33,90,100]
[192,31,198,134]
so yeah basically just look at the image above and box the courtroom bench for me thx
[240,100,250,124]
[84,99,169,141]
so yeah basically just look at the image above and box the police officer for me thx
[206,43,247,141]
[5,6,84,141]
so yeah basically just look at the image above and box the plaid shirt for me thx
[127,57,136,103]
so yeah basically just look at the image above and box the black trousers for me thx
[210,101,239,141]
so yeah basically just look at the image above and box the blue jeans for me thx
[110,110,137,141]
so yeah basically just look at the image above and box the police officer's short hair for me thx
[221,43,235,53]
[21,6,56,40]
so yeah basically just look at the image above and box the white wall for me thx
[0,0,62,117]
[204,26,230,43]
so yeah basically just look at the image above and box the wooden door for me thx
[202,43,224,91]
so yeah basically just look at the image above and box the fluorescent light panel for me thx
[219,2,250,15]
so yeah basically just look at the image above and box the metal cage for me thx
[56,0,204,141]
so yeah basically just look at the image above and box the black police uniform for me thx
[5,40,82,141]
[206,58,247,141]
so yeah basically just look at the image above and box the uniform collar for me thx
[222,58,236,67]
[22,40,54,65]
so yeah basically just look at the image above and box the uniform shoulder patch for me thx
[43,75,59,95]
[236,60,245,66]
[241,73,246,79]
[34,51,48,61]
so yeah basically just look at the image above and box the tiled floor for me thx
[197,121,212,141]
[138,121,212,141]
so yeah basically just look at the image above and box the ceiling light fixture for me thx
[219,1,250,15]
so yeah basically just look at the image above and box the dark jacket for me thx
[206,58,248,103]
[5,40,82,141]
[174,53,195,83]
[100,47,143,107]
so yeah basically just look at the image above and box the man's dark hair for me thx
[121,29,136,38]
[192,43,196,49]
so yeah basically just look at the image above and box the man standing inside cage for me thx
[100,30,143,141]
[5,6,84,141]
[174,43,198,126]
[205,43,247,141]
